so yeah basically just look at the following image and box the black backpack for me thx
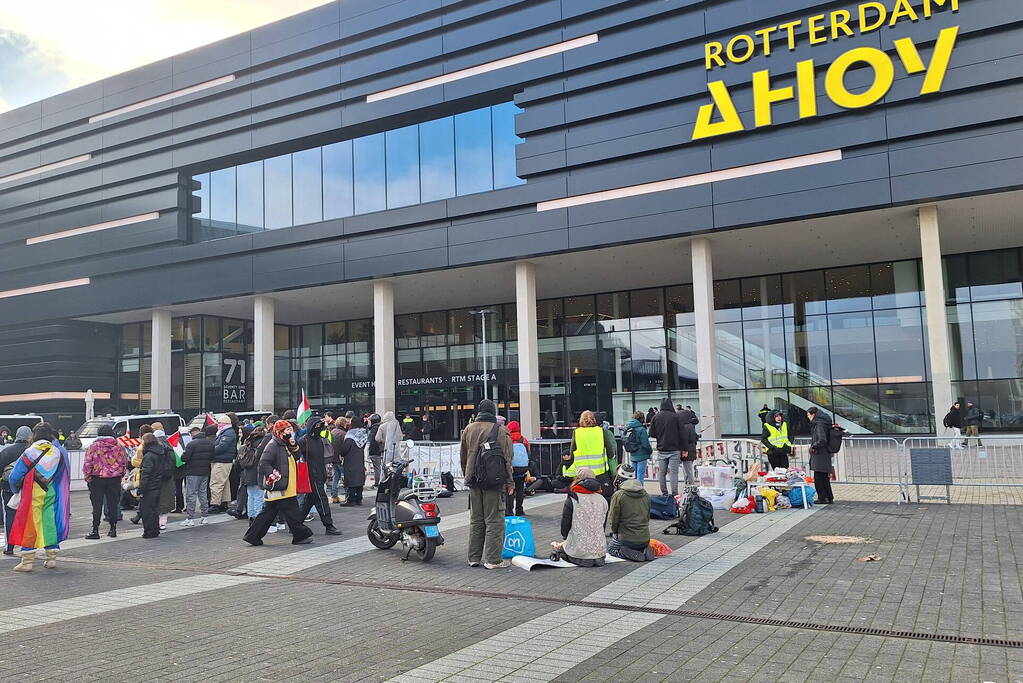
[665,492,718,536]
[441,471,456,492]
[826,425,846,454]
[623,427,641,453]
[237,441,259,469]
[468,423,508,490]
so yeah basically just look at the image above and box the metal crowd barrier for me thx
[901,435,1023,487]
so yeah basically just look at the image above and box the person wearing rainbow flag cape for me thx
[7,422,71,571]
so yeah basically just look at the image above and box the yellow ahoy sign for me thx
[693,0,960,140]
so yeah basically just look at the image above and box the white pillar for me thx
[691,238,721,438]
[150,309,172,412]
[516,262,541,440]
[253,296,275,412]
[919,205,954,436]
[373,280,396,415]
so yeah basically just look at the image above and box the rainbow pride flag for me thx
[8,441,70,550]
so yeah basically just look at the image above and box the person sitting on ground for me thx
[552,467,608,567]
[607,466,655,562]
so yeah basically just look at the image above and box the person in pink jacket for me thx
[82,423,127,539]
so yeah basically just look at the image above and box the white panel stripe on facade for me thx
[366,34,599,103]
[536,149,844,212]
[389,509,816,682]
[0,154,92,186]
[25,211,160,245]
[0,391,111,404]
[88,75,236,123]
[0,278,90,301]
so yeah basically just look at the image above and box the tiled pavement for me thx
[0,488,1021,681]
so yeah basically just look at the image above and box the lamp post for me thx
[470,309,496,401]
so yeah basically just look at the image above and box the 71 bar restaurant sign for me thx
[693,0,960,140]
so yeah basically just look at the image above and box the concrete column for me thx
[150,309,172,412]
[373,280,396,415]
[516,262,541,440]
[691,237,721,438]
[253,296,275,412]
[919,205,954,435]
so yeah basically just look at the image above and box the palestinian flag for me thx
[167,430,185,467]
[296,389,312,426]
[204,412,217,427]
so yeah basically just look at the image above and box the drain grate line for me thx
[58,555,1023,649]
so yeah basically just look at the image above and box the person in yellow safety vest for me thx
[568,410,617,501]
[760,410,793,470]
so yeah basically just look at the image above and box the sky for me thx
[0,0,333,113]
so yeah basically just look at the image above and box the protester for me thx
[151,425,178,530]
[339,422,369,506]
[367,413,383,486]
[645,407,656,426]
[137,433,168,539]
[964,401,983,446]
[7,423,71,571]
[128,424,154,525]
[760,410,793,469]
[608,466,654,562]
[421,413,433,441]
[0,426,11,445]
[82,423,125,539]
[64,431,83,451]
[553,467,608,567]
[0,426,34,555]
[210,415,238,512]
[757,404,771,425]
[623,411,652,483]
[649,399,692,496]
[505,420,531,517]
[678,407,699,485]
[238,424,268,522]
[376,411,402,461]
[298,415,341,535]
[180,424,214,526]
[460,399,514,569]
[807,407,835,504]
[568,411,615,499]
[328,417,348,503]
[243,420,314,546]
[942,401,964,450]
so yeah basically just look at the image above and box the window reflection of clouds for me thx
[354,133,386,214]
[386,125,420,209]
[455,107,493,196]
[323,140,354,220]
[263,154,293,230]
[292,148,323,226]
[236,161,263,232]
[420,117,455,202]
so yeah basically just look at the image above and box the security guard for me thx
[760,410,792,469]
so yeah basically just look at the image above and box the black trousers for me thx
[767,449,790,470]
[299,480,334,527]
[814,472,834,502]
[505,476,526,515]
[346,486,364,505]
[1,489,14,551]
[174,477,185,510]
[244,496,312,544]
[87,477,121,528]
[139,488,161,535]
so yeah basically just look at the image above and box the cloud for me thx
[0,29,72,110]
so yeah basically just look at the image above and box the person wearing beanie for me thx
[210,414,238,513]
[82,423,126,539]
[0,426,34,554]
[459,399,514,569]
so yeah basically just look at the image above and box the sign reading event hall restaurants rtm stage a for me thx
[693,0,961,140]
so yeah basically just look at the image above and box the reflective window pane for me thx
[968,250,1022,301]
[943,254,970,304]
[832,384,881,433]
[665,285,694,326]
[630,328,668,394]
[596,292,630,332]
[874,308,925,382]
[879,383,932,433]
[871,261,921,309]
[491,102,522,189]
[783,270,827,319]
[743,319,787,389]
[975,379,1023,430]
[563,296,595,336]
[263,154,293,230]
[193,173,210,223]
[386,125,420,209]
[828,312,877,384]
[537,299,563,338]
[421,311,447,347]
[972,300,1023,379]
[323,140,354,219]
[741,275,784,320]
[786,316,830,386]
[455,107,493,195]
[236,160,264,232]
[716,322,745,389]
[419,117,455,202]
[631,288,664,329]
[292,148,323,225]
[209,167,236,237]
[668,327,698,391]
[946,304,976,381]
[713,280,742,322]
[354,133,386,214]
[826,265,871,313]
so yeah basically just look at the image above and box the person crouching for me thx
[552,467,608,567]
[607,465,655,562]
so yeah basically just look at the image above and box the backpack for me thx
[666,494,719,536]
[826,425,845,454]
[623,427,641,453]
[511,441,529,467]
[441,471,456,492]
[468,423,508,490]
[237,441,259,469]
[649,494,680,520]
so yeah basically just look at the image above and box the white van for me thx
[77,413,184,450]
[185,411,272,432]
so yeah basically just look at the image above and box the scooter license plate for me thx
[422,525,440,538]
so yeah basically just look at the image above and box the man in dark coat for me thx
[807,407,834,504]
[298,415,341,535]
[0,426,33,554]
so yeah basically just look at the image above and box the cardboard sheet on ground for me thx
[511,554,627,571]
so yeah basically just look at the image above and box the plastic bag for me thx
[648,538,673,557]
[730,495,755,514]
[758,487,778,511]
[787,486,816,507]
[775,494,792,509]
[502,515,536,558]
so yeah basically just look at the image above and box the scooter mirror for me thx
[404,439,415,448]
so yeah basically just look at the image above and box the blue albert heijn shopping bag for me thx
[503,515,536,559]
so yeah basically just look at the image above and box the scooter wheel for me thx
[367,520,398,549]
[415,536,438,562]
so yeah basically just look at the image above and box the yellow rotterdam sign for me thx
[693,0,960,140]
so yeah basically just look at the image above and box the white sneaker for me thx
[484,560,511,570]
[159,524,167,531]
[267,525,278,534]
[200,517,209,525]
[276,523,286,532]
[180,519,194,527]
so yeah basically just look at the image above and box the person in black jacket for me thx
[942,402,964,450]
[180,425,215,525]
[0,426,32,554]
[806,407,834,504]
[963,401,983,446]
[339,425,369,506]
[298,415,341,535]
[210,416,238,513]
[677,408,699,485]
[243,420,313,546]
[137,434,167,538]
[367,413,383,487]
[648,398,694,496]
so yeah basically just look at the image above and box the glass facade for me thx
[191,102,523,241]
[114,248,1023,435]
